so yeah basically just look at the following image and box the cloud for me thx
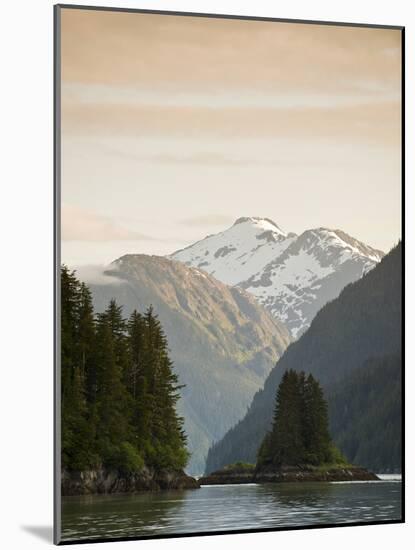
[105,148,272,166]
[63,82,400,111]
[61,11,401,99]
[179,214,235,227]
[62,97,400,145]
[74,263,125,285]
[148,152,239,166]
[62,204,154,242]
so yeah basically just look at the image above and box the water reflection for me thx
[61,481,402,542]
[62,489,186,539]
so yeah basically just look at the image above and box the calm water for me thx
[61,476,402,542]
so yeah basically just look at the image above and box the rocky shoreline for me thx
[62,467,200,496]
[62,463,379,495]
[199,464,379,485]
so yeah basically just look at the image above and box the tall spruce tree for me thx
[141,307,188,470]
[127,310,152,455]
[303,374,332,464]
[76,283,97,401]
[270,370,305,466]
[94,306,133,467]
[257,370,341,467]
[61,265,79,404]
[126,310,144,399]
[61,266,96,470]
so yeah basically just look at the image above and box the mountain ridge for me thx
[171,217,384,337]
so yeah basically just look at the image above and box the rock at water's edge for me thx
[199,465,379,485]
[254,465,379,483]
[62,467,200,496]
[199,463,256,485]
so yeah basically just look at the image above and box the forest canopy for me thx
[61,265,189,474]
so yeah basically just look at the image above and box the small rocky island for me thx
[200,371,380,485]
[199,462,378,485]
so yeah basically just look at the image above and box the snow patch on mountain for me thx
[172,217,295,286]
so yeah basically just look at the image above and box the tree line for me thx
[61,265,188,474]
[257,370,344,467]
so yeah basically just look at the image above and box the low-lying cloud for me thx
[74,263,125,286]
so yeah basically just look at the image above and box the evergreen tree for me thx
[61,266,96,470]
[303,374,332,464]
[141,307,188,470]
[61,265,79,403]
[127,310,145,399]
[104,299,130,384]
[127,310,151,455]
[94,307,133,467]
[76,282,97,401]
[271,370,305,466]
[257,370,341,467]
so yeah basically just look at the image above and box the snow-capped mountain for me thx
[171,217,384,338]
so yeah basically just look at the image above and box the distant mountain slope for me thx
[171,217,384,338]
[205,243,402,474]
[328,354,401,473]
[86,255,291,475]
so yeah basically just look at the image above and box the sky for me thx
[60,8,402,267]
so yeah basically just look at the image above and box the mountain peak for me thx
[232,216,286,235]
[295,227,384,263]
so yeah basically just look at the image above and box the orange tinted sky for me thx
[60,8,402,266]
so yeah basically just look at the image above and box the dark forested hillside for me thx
[205,243,402,474]
[328,354,401,472]
[61,266,188,476]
